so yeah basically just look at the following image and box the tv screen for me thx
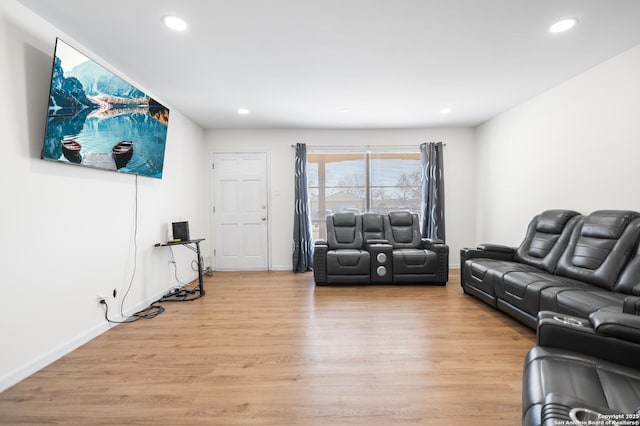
[41,38,169,179]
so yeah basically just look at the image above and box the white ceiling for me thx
[17,0,640,129]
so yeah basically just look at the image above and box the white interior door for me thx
[211,152,269,270]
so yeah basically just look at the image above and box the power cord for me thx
[158,284,203,302]
[118,174,139,322]
[101,175,167,324]
[100,299,165,324]
[169,247,187,286]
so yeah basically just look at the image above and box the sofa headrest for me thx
[388,211,413,226]
[536,210,580,234]
[582,210,640,239]
[333,212,356,227]
[363,213,384,232]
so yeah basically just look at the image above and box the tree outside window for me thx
[307,151,421,240]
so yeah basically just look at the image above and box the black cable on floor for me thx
[101,299,165,324]
[158,286,204,302]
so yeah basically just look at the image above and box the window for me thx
[307,151,421,240]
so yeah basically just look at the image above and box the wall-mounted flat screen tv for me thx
[41,38,169,179]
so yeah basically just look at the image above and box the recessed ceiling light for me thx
[237,108,250,115]
[440,107,452,115]
[162,15,188,32]
[339,108,352,113]
[549,18,578,33]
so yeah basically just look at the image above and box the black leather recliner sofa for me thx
[314,211,449,285]
[460,210,640,328]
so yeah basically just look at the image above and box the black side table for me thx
[154,238,206,298]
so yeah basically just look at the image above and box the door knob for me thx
[261,216,267,221]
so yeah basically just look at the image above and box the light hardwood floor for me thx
[0,270,535,425]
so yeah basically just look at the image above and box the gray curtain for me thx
[420,142,445,241]
[292,143,314,272]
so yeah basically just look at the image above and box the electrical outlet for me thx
[97,293,107,305]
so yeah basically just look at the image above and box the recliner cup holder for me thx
[569,407,603,423]
[553,315,587,327]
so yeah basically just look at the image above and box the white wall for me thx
[0,2,209,392]
[206,128,476,270]
[475,43,640,246]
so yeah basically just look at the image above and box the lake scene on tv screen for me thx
[41,39,169,178]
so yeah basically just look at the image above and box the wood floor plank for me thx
[0,270,535,425]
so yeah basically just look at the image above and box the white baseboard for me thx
[0,321,110,394]
[270,265,459,272]
[214,265,458,273]
[270,265,293,271]
[0,286,176,393]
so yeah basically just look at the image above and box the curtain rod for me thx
[290,143,445,148]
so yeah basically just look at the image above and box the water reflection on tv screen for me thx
[41,38,170,179]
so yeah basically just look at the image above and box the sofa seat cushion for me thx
[496,271,591,316]
[392,248,437,274]
[463,259,542,296]
[523,346,640,422]
[544,289,628,317]
[326,249,370,275]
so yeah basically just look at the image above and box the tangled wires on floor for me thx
[100,300,165,324]
[100,284,203,324]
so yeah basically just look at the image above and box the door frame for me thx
[209,151,271,271]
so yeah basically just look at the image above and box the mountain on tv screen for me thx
[41,38,170,179]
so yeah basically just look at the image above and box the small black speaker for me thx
[172,221,190,241]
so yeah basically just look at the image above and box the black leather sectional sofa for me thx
[460,210,640,426]
[313,211,449,285]
[460,209,640,328]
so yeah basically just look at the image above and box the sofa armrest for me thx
[477,244,515,254]
[590,310,640,344]
[421,238,447,250]
[312,242,329,284]
[537,311,596,347]
[365,239,389,247]
[459,244,515,263]
[422,238,443,245]
[421,240,448,284]
[624,296,640,315]
[537,311,640,369]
